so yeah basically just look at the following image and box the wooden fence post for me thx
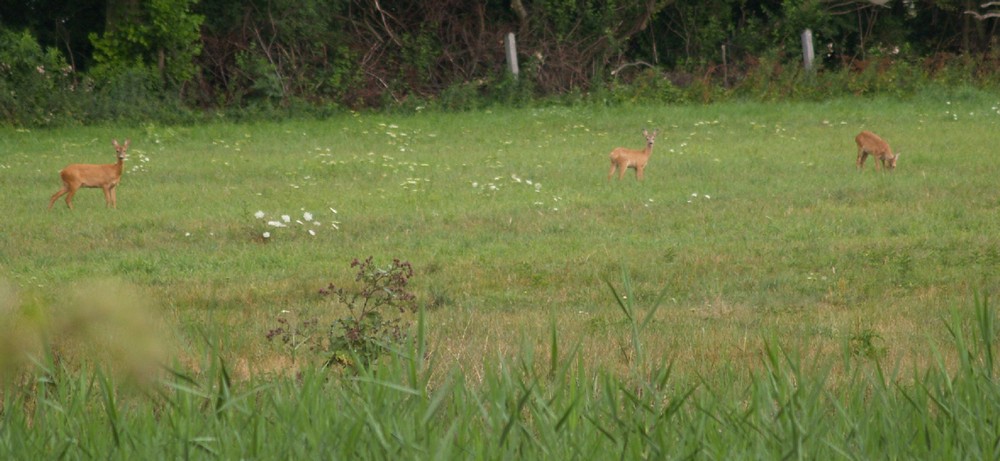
[801,29,815,72]
[721,44,728,87]
[505,32,520,78]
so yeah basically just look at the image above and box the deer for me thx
[48,139,130,210]
[608,129,659,180]
[855,131,899,172]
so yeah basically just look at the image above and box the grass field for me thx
[2,91,1000,457]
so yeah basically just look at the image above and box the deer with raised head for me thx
[855,131,899,172]
[608,129,659,180]
[48,139,130,210]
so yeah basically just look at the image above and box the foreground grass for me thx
[0,297,998,459]
[1,91,999,456]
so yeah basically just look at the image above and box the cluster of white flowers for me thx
[951,101,1000,119]
[943,102,961,121]
[820,120,849,126]
[805,272,829,282]
[687,192,711,204]
[317,123,434,191]
[533,195,563,212]
[400,176,431,192]
[254,208,340,240]
[128,152,151,173]
[472,174,543,195]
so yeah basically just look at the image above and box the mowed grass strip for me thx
[1,93,999,382]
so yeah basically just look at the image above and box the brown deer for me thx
[608,129,659,180]
[49,139,130,210]
[855,131,899,172]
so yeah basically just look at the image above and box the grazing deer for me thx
[855,131,899,172]
[48,139,130,210]
[608,129,659,180]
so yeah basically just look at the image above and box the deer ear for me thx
[124,139,131,148]
[112,139,119,147]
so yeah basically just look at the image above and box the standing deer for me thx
[855,131,899,171]
[608,129,659,180]
[48,139,130,210]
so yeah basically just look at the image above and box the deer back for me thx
[856,131,892,157]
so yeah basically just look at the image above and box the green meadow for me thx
[2,92,1000,458]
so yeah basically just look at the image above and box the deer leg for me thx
[110,186,118,208]
[49,185,69,209]
[102,186,113,208]
[608,163,617,181]
[636,165,645,180]
[856,148,867,170]
[64,187,78,210]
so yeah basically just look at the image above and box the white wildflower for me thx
[254,210,265,219]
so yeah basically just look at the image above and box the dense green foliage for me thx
[2,0,1000,125]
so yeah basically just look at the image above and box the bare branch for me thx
[372,0,403,47]
[511,0,529,32]
[611,60,655,76]
[965,10,1000,20]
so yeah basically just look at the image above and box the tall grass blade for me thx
[214,357,232,415]
[974,290,994,377]
[661,385,697,422]
[499,381,536,447]
[549,317,558,380]
[554,393,581,433]
[349,376,421,396]
[406,306,428,391]
[421,376,455,426]
[96,369,121,449]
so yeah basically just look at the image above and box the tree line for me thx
[2,0,999,125]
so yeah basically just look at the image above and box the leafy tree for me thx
[0,28,78,125]
[89,0,204,89]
